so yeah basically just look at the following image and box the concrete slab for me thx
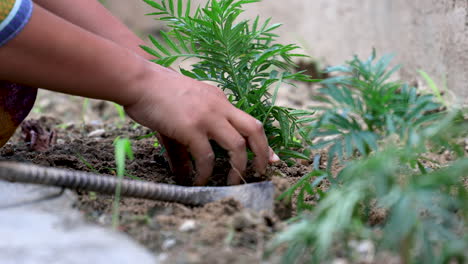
[0,181,157,264]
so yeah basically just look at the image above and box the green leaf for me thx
[160,31,181,53]
[418,70,446,105]
[168,0,175,14]
[143,0,165,11]
[140,45,162,58]
[172,30,190,52]
[149,35,171,56]
[185,0,191,16]
[114,138,134,176]
[177,0,183,17]
[278,149,310,160]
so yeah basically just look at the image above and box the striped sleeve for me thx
[0,0,33,47]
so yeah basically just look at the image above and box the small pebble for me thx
[349,240,375,263]
[87,129,106,138]
[89,120,103,126]
[331,259,349,264]
[178,220,197,232]
[155,253,168,262]
[97,214,111,225]
[161,239,177,250]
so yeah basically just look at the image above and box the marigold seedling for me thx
[142,0,318,160]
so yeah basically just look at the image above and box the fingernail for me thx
[271,153,280,163]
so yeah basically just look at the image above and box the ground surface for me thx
[2,76,466,263]
[0,87,321,264]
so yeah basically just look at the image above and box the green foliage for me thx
[112,138,134,229]
[418,70,447,106]
[277,170,327,212]
[113,103,127,128]
[270,50,467,263]
[310,51,444,170]
[271,110,468,263]
[81,98,89,124]
[142,0,317,159]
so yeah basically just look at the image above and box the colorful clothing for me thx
[0,82,37,147]
[0,0,36,147]
[0,0,33,47]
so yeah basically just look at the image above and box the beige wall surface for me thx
[106,0,468,104]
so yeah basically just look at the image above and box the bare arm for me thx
[0,4,147,105]
[32,0,196,183]
[34,0,150,58]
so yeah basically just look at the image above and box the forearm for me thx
[33,0,150,58]
[0,3,151,106]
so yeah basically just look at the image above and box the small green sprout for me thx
[113,103,126,128]
[277,170,328,212]
[81,98,89,125]
[418,70,447,106]
[112,138,134,229]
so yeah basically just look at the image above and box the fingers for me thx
[269,147,280,163]
[157,134,193,186]
[161,106,278,186]
[190,137,215,186]
[228,109,270,175]
[208,121,248,185]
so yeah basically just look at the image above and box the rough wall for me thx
[106,0,468,104]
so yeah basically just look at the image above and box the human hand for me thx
[154,133,193,185]
[125,64,278,186]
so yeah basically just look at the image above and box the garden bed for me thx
[0,96,312,263]
[1,0,466,259]
[1,80,466,264]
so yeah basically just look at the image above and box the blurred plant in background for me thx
[309,50,445,170]
[271,52,468,264]
[271,140,467,263]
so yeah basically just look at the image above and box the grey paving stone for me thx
[0,181,157,264]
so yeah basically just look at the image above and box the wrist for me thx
[120,59,174,108]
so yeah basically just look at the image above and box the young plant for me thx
[310,51,444,170]
[141,0,317,159]
[270,114,468,263]
[111,137,134,229]
[113,103,127,128]
[276,169,327,212]
[81,98,89,125]
[418,70,447,106]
